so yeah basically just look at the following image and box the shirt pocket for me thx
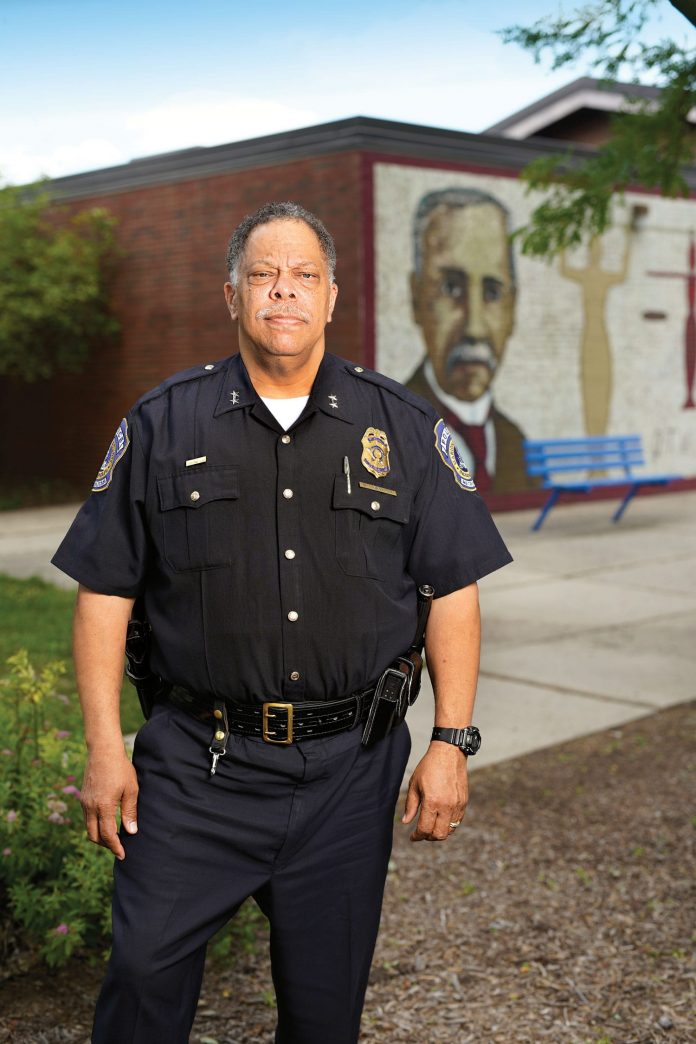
[332,475,412,580]
[157,465,240,571]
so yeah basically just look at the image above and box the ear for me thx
[224,282,238,320]
[326,281,338,324]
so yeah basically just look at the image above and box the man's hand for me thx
[402,741,468,842]
[81,746,139,860]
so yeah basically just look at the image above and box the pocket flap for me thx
[332,475,411,523]
[158,465,240,511]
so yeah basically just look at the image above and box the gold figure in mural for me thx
[406,187,537,495]
[559,231,632,435]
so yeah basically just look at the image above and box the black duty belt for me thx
[166,684,376,745]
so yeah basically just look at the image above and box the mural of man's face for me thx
[411,202,516,401]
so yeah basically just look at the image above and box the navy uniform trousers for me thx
[92,701,411,1044]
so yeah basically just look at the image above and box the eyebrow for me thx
[248,258,320,268]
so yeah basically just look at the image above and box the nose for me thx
[466,278,488,339]
[270,270,296,300]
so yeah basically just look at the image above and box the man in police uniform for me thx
[53,202,511,1044]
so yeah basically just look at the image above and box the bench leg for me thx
[613,484,638,523]
[532,489,560,531]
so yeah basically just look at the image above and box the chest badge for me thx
[361,427,390,479]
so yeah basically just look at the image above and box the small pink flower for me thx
[54,924,69,935]
[6,810,18,823]
[2,848,11,857]
[65,775,76,782]
[48,811,65,824]
[56,730,70,739]
[47,799,68,814]
[1,749,13,757]
[62,785,81,798]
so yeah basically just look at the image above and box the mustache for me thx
[256,306,310,322]
[445,341,498,375]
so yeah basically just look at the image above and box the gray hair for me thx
[413,187,516,285]
[226,201,337,285]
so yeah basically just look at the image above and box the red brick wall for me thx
[0,152,366,486]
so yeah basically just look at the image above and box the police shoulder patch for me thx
[92,419,130,493]
[433,419,477,492]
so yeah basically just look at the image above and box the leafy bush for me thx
[0,649,263,970]
[0,651,113,966]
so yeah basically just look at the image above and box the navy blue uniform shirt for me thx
[52,352,512,704]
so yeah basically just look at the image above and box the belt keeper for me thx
[351,692,364,729]
[209,700,229,775]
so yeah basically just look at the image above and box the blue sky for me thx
[0,0,689,183]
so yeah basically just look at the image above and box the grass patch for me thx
[0,573,143,733]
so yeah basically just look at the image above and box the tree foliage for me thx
[0,181,119,381]
[500,0,696,257]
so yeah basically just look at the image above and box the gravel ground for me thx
[1,702,694,1044]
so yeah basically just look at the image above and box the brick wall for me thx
[0,152,366,486]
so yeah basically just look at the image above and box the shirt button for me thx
[281,434,292,444]
[204,364,215,370]
[282,488,294,499]
[190,491,200,502]
[371,500,381,511]
[354,366,364,373]
[287,610,299,622]
[284,549,296,560]
[289,671,300,681]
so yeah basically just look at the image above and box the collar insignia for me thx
[328,394,339,409]
[361,427,390,478]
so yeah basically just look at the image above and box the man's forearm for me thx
[424,582,481,727]
[73,585,135,750]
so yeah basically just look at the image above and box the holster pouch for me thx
[125,613,170,720]
[361,662,413,749]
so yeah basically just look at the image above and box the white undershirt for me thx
[260,395,309,431]
[423,360,496,475]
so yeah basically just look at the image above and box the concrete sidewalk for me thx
[1,492,694,774]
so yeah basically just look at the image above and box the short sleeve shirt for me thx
[53,353,512,703]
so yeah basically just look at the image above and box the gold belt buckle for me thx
[262,702,294,744]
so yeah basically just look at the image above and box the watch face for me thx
[465,728,481,754]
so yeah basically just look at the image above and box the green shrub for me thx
[0,649,262,969]
[0,651,113,966]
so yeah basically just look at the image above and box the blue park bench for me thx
[523,434,681,531]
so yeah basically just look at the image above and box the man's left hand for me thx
[402,741,468,842]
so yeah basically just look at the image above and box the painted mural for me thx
[374,162,696,496]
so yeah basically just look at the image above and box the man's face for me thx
[224,218,338,363]
[410,202,516,401]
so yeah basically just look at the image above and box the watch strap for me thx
[431,726,481,755]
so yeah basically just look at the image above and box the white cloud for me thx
[124,91,320,158]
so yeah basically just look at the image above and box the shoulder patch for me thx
[343,361,434,419]
[434,419,477,492]
[93,419,129,493]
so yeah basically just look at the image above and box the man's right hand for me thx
[81,748,139,861]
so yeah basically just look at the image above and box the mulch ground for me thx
[1,702,694,1044]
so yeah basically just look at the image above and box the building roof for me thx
[485,76,696,139]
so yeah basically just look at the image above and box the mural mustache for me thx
[445,340,498,375]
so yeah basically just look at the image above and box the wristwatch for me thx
[431,726,482,756]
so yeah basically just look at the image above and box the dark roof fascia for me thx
[46,111,696,201]
[45,115,598,202]
[486,76,664,135]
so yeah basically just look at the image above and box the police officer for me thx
[52,201,511,1044]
